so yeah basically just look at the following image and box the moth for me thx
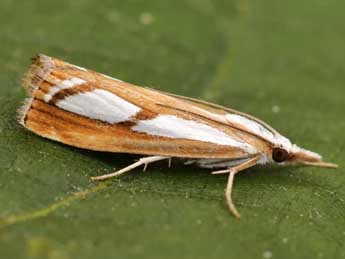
[18,54,338,219]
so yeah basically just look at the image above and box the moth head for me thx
[271,144,338,169]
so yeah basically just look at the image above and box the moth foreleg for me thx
[213,155,260,219]
[91,156,169,181]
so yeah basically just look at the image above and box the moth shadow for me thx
[75,147,319,189]
[76,148,142,170]
[238,164,329,189]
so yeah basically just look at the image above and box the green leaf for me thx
[0,0,344,259]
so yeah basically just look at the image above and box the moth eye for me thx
[272,148,289,163]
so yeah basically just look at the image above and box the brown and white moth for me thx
[18,54,338,219]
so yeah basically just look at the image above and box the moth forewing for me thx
[19,54,265,159]
[19,54,338,219]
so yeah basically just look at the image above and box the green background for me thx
[1,0,344,258]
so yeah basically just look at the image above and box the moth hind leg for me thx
[91,156,170,181]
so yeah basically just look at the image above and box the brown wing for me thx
[19,54,269,159]
[146,88,279,137]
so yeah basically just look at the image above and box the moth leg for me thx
[212,156,260,219]
[91,156,169,181]
[226,171,240,219]
[211,156,260,175]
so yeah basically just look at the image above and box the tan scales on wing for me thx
[20,54,273,159]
